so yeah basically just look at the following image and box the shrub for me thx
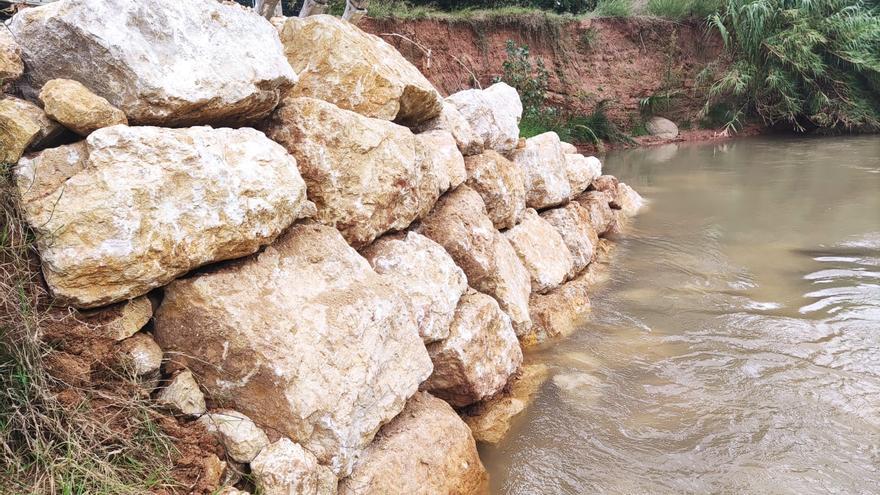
[497,40,550,116]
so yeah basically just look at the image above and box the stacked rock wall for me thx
[2,1,643,493]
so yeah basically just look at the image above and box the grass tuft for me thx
[593,0,632,17]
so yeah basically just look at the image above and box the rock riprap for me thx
[278,15,441,126]
[15,125,310,308]
[338,392,488,495]
[422,290,523,407]
[510,131,571,209]
[418,186,532,336]
[540,202,598,277]
[9,0,296,126]
[464,150,527,230]
[250,438,337,495]
[504,209,574,293]
[416,101,483,156]
[446,82,523,153]
[362,232,467,343]
[154,222,433,476]
[564,153,602,196]
[265,97,447,248]
[416,129,468,192]
[39,78,128,136]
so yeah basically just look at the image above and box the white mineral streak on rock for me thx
[463,150,527,230]
[15,125,310,308]
[155,222,432,476]
[251,438,337,495]
[504,209,574,293]
[199,410,270,464]
[564,153,602,196]
[9,0,296,126]
[446,82,523,153]
[510,131,571,209]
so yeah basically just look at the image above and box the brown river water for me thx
[481,136,880,494]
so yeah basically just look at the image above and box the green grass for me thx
[646,0,722,19]
[593,0,632,17]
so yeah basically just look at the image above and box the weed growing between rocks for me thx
[0,166,179,494]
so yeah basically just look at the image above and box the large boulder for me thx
[510,131,571,209]
[446,83,522,153]
[9,0,297,126]
[524,280,592,346]
[0,29,24,83]
[422,290,522,407]
[415,130,467,191]
[39,78,128,136]
[574,191,616,237]
[0,99,41,163]
[277,15,441,126]
[415,101,483,156]
[0,96,65,150]
[338,392,488,495]
[251,438,337,495]
[417,186,532,336]
[154,223,433,476]
[564,153,602,196]
[264,97,446,248]
[361,232,467,343]
[615,182,645,217]
[503,209,574,293]
[646,116,679,139]
[540,202,598,277]
[463,150,527,230]
[15,125,310,308]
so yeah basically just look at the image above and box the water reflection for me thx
[482,136,880,494]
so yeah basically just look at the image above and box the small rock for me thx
[646,116,679,139]
[338,392,487,495]
[199,410,270,464]
[422,290,523,407]
[564,153,602,197]
[0,29,23,82]
[462,363,550,444]
[156,369,206,417]
[117,333,163,377]
[446,82,522,153]
[0,99,41,163]
[463,150,527,230]
[81,296,153,342]
[251,438,337,495]
[0,96,65,150]
[503,209,574,293]
[202,454,227,492]
[39,78,128,136]
[540,202,598,277]
[510,131,571,209]
[362,231,467,343]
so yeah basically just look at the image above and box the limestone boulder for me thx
[504,209,574,293]
[416,129,467,191]
[338,392,487,495]
[615,182,644,217]
[574,191,616,237]
[278,15,441,126]
[362,232,467,343]
[646,116,679,139]
[156,370,207,417]
[199,410,270,464]
[264,97,445,248]
[251,438,337,495]
[540,202,598,277]
[9,0,296,126]
[0,29,23,82]
[510,132,571,209]
[1,96,65,150]
[422,290,522,407]
[524,281,592,346]
[415,101,483,156]
[417,186,532,336]
[464,150,527,230]
[81,296,153,341]
[591,174,620,195]
[16,125,310,308]
[155,223,432,476]
[446,82,522,153]
[39,79,128,136]
[565,153,602,196]
[0,99,41,163]
[560,141,577,154]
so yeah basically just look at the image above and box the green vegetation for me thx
[646,0,721,19]
[594,0,632,17]
[702,0,880,132]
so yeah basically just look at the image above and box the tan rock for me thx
[264,97,444,248]
[15,125,310,308]
[417,186,532,336]
[462,363,549,444]
[422,290,522,407]
[251,438,337,495]
[510,132,571,209]
[0,99,41,164]
[0,29,23,82]
[154,223,432,476]
[540,202,598,277]
[117,333,163,377]
[80,296,153,342]
[446,82,522,153]
[615,182,644,217]
[202,454,227,493]
[574,190,616,237]
[464,150,527,230]
[156,369,207,417]
[278,15,441,126]
[416,129,467,191]
[362,232,467,343]
[523,281,591,346]
[415,101,483,156]
[199,410,270,464]
[1,96,65,150]
[591,174,620,195]
[565,153,602,196]
[338,392,488,495]
[39,78,128,136]
[503,209,573,293]
[10,0,296,127]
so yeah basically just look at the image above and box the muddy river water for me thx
[481,136,880,494]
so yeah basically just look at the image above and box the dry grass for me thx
[0,163,178,494]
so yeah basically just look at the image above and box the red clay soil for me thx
[363,15,728,134]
